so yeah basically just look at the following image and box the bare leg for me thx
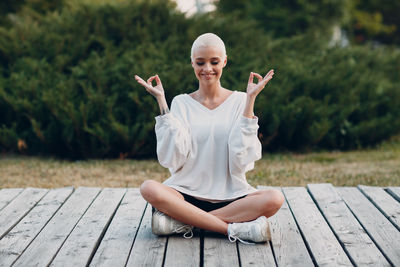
[140,180,284,235]
[210,189,284,223]
[140,180,228,234]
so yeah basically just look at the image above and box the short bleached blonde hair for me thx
[191,33,227,61]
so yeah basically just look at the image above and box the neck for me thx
[197,81,223,99]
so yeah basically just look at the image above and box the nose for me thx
[204,63,212,72]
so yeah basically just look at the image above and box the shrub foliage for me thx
[0,0,399,158]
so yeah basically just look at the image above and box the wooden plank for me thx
[0,187,74,267]
[258,186,312,267]
[50,188,126,267]
[126,203,167,267]
[359,185,400,230]
[386,187,400,202]
[308,184,389,266]
[0,188,23,211]
[337,187,400,266]
[89,188,147,267]
[203,232,239,267]
[163,235,201,267]
[238,242,275,266]
[0,188,48,239]
[283,187,352,266]
[12,187,101,267]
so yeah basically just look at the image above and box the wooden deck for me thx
[0,184,399,266]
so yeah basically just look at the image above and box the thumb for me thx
[248,72,254,84]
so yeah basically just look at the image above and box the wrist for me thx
[243,95,256,118]
[243,114,255,119]
[157,97,169,115]
[246,94,256,103]
[156,96,167,106]
[155,93,166,101]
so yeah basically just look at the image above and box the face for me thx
[191,46,227,84]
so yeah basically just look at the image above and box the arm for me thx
[228,110,262,175]
[155,104,191,172]
[134,74,190,171]
[228,69,274,174]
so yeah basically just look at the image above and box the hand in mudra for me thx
[134,74,165,99]
[246,69,274,98]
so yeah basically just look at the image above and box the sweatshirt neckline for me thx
[184,91,237,113]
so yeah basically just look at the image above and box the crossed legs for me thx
[140,180,284,235]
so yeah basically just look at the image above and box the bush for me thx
[216,0,348,38]
[0,1,399,158]
[256,39,400,150]
[0,1,193,158]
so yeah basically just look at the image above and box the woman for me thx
[134,33,284,244]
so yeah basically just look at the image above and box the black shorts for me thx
[181,192,247,212]
[152,191,247,213]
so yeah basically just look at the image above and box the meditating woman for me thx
[134,33,284,243]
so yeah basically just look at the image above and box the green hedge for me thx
[0,1,399,158]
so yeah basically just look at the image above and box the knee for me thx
[261,189,284,216]
[270,189,285,211]
[140,180,162,204]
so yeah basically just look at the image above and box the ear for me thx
[223,56,227,68]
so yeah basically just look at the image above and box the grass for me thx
[1,136,399,188]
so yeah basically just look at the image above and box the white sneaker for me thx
[227,216,271,244]
[151,208,193,238]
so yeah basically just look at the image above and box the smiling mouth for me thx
[202,73,216,79]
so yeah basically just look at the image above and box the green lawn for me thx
[1,136,399,188]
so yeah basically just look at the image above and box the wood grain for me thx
[126,204,167,267]
[50,188,126,267]
[337,187,400,266]
[0,188,48,239]
[283,187,352,266]
[12,187,101,267]
[164,235,201,267]
[90,188,147,267]
[358,185,400,230]
[259,186,313,267]
[203,232,239,267]
[0,188,23,211]
[386,187,400,202]
[308,184,389,266]
[0,187,73,267]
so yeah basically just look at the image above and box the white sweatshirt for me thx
[155,91,261,202]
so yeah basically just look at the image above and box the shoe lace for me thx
[228,232,254,245]
[174,225,193,239]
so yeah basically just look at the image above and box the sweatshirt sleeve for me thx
[228,115,262,175]
[155,97,191,172]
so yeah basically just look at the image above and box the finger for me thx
[134,75,145,82]
[135,75,148,86]
[253,73,263,83]
[263,69,274,80]
[248,72,254,84]
[137,80,148,87]
[155,75,163,87]
[261,70,274,86]
[147,76,156,86]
